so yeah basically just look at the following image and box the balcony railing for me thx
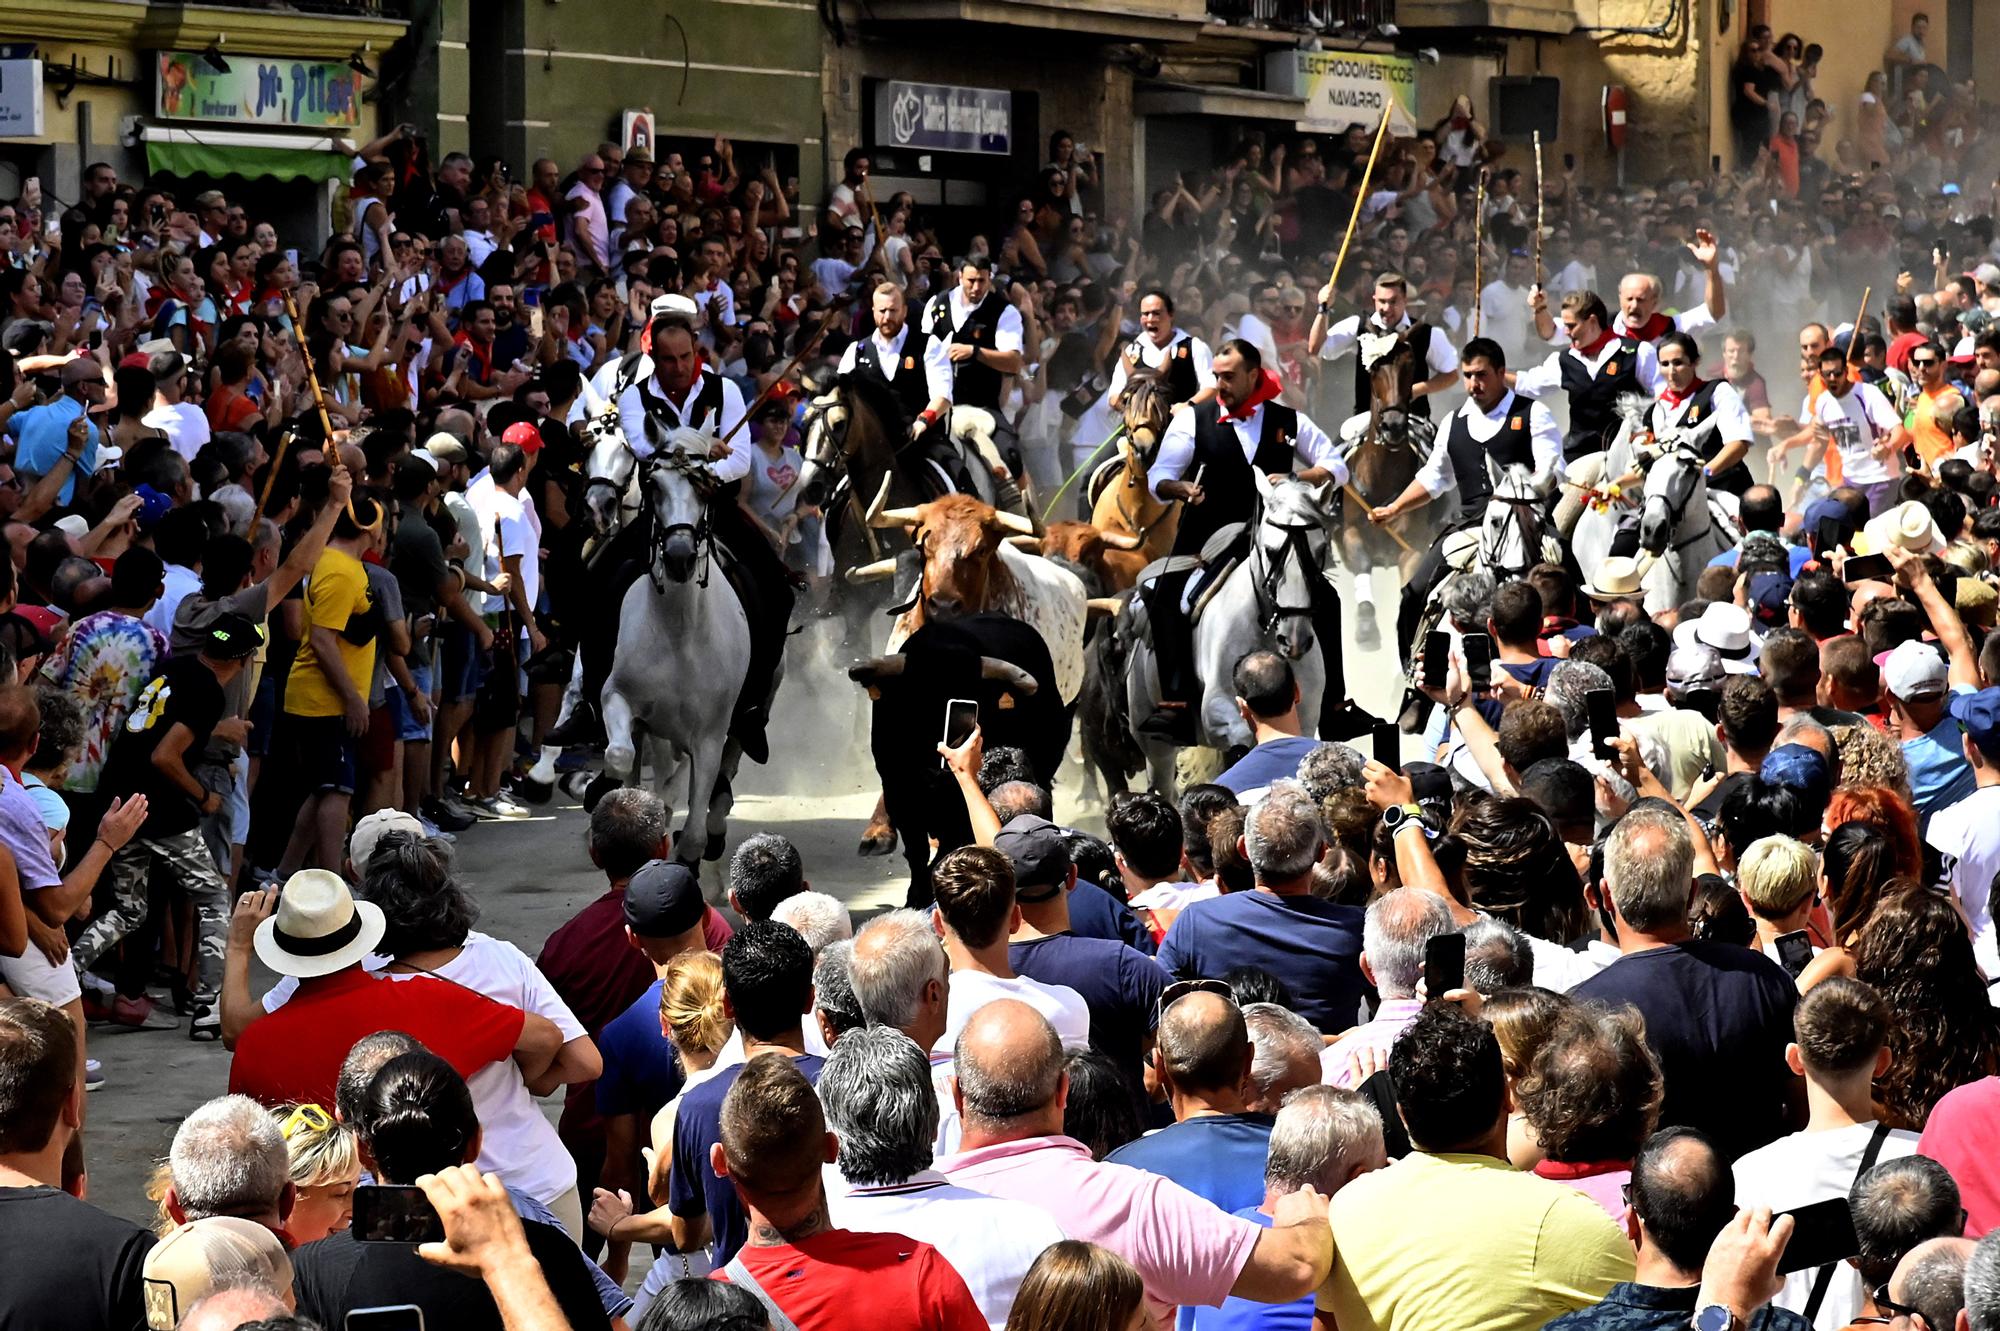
[1208,0,1394,32]
[152,0,405,15]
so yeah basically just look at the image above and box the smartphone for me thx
[1815,517,1842,556]
[347,1309,427,1331]
[1462,633,1493,694]
[941,697,978,768]
[1372,721,1401,773]
[1423,932,1466,998]
[351,1185,445,1244]
[1842,552,1893,583]
[1774,930,1814,978]
[1422,631,1450,690]
[1775,1196,1860,1275]
[1587,688,1619,760]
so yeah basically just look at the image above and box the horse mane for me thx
[837,365,916,439]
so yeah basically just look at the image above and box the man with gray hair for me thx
[820,1025,1065,1330]
[850,908,955,1150]
[1194,1086,1387,1331]
[771,890,852,956]
[1109,988,1271,1213]
[1463,917,1535,993]
[1242,1003,1323,1114]
[1577,805,1796,1159]
[1322,889,1458,1086]
[1884,1237,1975,1331]
[164,1094,294,1235]
[1546,659,1639,809]
[1968,1231,2000,1331]
[1160,781,1366,1033]
[810,940,865,1049]
[1848,1156,1965,1326]
[727,831,805,922]
[1296,742,1366,802]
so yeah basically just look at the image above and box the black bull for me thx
[851,613,1073,908]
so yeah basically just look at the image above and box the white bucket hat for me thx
[1582,556,1645,602]
[253,869,387,979]
[1859,500,1946,556]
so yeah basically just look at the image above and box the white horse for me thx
[1123,473,1336,793]
[1632,442,1740,613]
[597,429,772,864]
[1564,393,1654,577]
[1402,467,1557,685]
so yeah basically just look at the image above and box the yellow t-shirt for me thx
[285,547,377,718]
[1316,1151,1634,1331]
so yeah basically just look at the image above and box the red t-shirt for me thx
[716,1230,986,1331]
[207,384,262,434]
[1918,1075,2000,1236]
[227,967,526,1107]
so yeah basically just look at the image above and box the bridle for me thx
[646,449,719,590]
[582,416,643,535]
[1480,484,1544,577]
[1253,513,1329,639]
[1641,446,1718,557]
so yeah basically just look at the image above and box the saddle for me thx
[1135,521,1247,632]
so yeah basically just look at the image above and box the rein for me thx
[1253,518,1327,637]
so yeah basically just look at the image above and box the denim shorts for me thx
[285,713,357,796]
[440,623,487,704]
[386,662,434,742]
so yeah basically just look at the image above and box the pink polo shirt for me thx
[1919,1075,2000,1236]
[937,1134,1261,1329]
[1320,997,1423,1087]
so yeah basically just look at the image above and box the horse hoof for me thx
[581,773,621,814]
[1353,613,1381,650]
[703,836,729,863]
[559,770,596,802]
[604,744,637,779]
[512,775,554,806]
[857,832,897,857]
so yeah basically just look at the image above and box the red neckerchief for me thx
[1533,1159,1629,1182]
[1572,327,1619,360]
[1625,311,1675,343]
[1660,376,1705,409]
[436,266,471,295]
[1218,368,1284,423]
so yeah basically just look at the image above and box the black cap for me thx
[201,612,265,661]
[994,814,1071,901]
[623,859,706,937]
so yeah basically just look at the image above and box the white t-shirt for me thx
[263,932,588,1207]
[1732,1121,1921,1331]
[1803,381,1901,485]
[934,970,1091,1057]
[144,401,211,462]
[825,1170,1068,1331]
[466,469,541,615]
[1926,782,2000,979]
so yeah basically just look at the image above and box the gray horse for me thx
[1122,472,1336,793]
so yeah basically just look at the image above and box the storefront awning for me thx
[1135,81,1307,123]
[139,126,347,183]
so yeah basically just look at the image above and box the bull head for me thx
[848,654,1039,695]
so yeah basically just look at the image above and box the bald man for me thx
[1107,987,1270,1215]
[1886,1237,1975,1331]
[937,999,1330,1330]
[1612,229,1727,344]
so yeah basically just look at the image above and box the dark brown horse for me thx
[1340,327,1433,648]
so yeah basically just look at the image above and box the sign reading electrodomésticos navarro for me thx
[874,80,1010,156]
[155,52,362,129]
[1278,50,1417,132]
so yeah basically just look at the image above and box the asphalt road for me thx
[80,573,1412,1227]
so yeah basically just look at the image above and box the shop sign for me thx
[874,80,1010,156]
[622,109,655,156]
[0,59,41,137]
[155,52,362,129]
[1274,50,1418,133]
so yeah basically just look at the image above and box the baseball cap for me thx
[1883,639,1949,701]
[10,605,65,641]
[141,1217,293,1330]
[994,814,1072,901]
[1953,334,1978,363]
[1760,744,1832,808]
[1748,572,1795,629]
[348,808,424,872]
[501,421,543,453]
[1949,687,2000,761]
[52,514,89,540]
[624,859,706,937]
[421,431,467,463]
[197,611,264,661]
[132,483,173,530]
[649,292,700,322]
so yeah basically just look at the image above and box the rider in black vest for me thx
[842,284,960,485]
[922,256,1024,413]
[1111,290,1215,412]
[1308,272,1459,422]
[1650,330,1754,497]
[1516,288,1664,464]
[1139,338,1347,744]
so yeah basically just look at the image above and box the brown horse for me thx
[1040,372,1179,591]
[1340,327,1433,648]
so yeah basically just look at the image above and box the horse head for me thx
[1251,470,1335,662]
[648,427,718,584]
[580,407,638,539]
[1480,466,1547,577]
[1362,328,1423,446]
[1638,444,1705,556]
[796,384,849,510]
[1121,372,1173,455]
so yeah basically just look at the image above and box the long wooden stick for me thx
[1321,103,1396,309]
[1350,482,1415,553]
[1472,170,1489,338]
[1532,132,1546,289]
[1846,285,1873,364]
[720,291,853,445]
[270,289,359,524]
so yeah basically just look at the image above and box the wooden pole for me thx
[271,289,359,524]
[1320,103,1396,311]
[1846,286,1874,364]
[1532,132,1546,289]
[720,292,853,445]
[1472,170,1489,338]
[1351,483,1415,554]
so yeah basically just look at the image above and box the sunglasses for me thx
[1911,357,1940,367]
[1155,977,1234,1026]
[281,1103,333,1138]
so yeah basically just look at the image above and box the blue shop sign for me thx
[875,80,1011,156]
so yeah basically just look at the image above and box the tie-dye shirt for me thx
[46,609,170,793]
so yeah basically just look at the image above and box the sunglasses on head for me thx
[1154,977,1234,1026]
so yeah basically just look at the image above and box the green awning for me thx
[145,139,346,184]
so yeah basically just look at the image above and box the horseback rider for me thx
[1137,338,1346,742]
[1368,337,1561,657]
[1649,330,1755,497]
[1309,270,1459,421]
[1607,228,1727,343]
[1107,289,1216,411]
[921,254,1027,478]
[551,316,793,763]
[836,283,962,485]
[1515,289,1663,464]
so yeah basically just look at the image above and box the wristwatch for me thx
[1381,802,1429,838]
[1692,1305,1741,1331]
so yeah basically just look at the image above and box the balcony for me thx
[854,0,1210,44]
[1390,0,1574,36]
[1206,0,1395,35]
[152,0,402,12]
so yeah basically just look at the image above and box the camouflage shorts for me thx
[70,827,229,995]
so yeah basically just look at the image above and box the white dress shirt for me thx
[1413,390,1562,499]
[1651,378,1753,448]
[835,322,953,405]
[1514,334,1664,400]
[943,287,1024,354]
[1318,312,1460,380]
[615,367,749,481]
[1106,328,1215,402]
[1614,302,1717,341]
[1147,400,1347,501]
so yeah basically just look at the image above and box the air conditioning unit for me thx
[1490,75,1560,142]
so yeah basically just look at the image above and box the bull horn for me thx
[1098,530,1144,550]
[847,655,908,683]
[1004,534,1043,551]
[980,657,1038,695]
[991,510,1037,536]
[862,471,894,527]
[1087,597,1123,619]
[844,558,900,584]
[870,505,924,529]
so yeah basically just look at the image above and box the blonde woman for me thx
[586,951,733,1316]
[275,1103,361,1243]
[1735,835,1823,988]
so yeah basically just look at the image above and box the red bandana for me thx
[1219,368,1285,423]
[1573,327,1619,360]
[1626,311,1676,343]
[1660,377,1705,409]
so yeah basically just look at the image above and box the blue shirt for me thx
[1158,891,1366,1033]
[1067,878,1156,955]
[1009,932,1167,1089]
[1545,1280,1809,1331]
[594,978,684,1119]
[1216,736,1319,796]
[668,1053,825,1265]
[1707,543,1813,577]
[1904,703,1976,827]
[1193,1208,1312,1331]
[7,395,98,505]
[1106,1113,1273,1215]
